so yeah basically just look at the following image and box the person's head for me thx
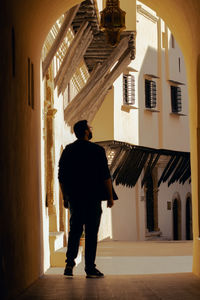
[73,120,92,140]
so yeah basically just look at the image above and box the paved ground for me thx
[17,240,200,300]
[96,240,193,256]
[47,240,193,275]
[17,273,200,300]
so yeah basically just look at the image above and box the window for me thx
[28,58,31,106]
[171,34,175,48]
[28,58,34,109]
[123,74,135,105]
[171,85,182,113]
[11,27,16,77]
[145,79,156,109]
[178,57,181,72]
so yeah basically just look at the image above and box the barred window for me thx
[123,74,135,105]
[171,86,182,113]
[145,79,156,109]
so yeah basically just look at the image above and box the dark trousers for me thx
[66,201,102,271]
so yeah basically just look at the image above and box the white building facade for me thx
[92,1,191,242]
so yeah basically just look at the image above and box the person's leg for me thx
[84,202,102,272]
[65,206,83,268]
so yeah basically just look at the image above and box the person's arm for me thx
[59,182,69,208]
[99,146,114,207]
[104,178,114,208]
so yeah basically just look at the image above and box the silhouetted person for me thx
[58,120,114,278]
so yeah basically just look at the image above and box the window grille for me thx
[123,74,135,105]
[145,79,156,109]
[171,86,182,113]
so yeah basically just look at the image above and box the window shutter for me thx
[123,74,135,105]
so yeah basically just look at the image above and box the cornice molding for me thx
[137,5,159,23]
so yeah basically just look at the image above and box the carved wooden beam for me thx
[58,26,93,95]
[42,4,80,78]
[54,21,89,87]
[85,49,132,124]
[68,48,132,126]
[64,37,129,123]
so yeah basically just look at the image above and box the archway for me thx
[33,0,200,272]
[29,0,200,281]
[172,197,181,240]
[40,0,194,270]
[146,174,154,232]
[186,195,193,240]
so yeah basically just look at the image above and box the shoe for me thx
[86,268,104,278]
[64,265,73,276]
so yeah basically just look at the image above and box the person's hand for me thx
[107,198,114,208]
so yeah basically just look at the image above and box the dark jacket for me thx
[58,140,111,204]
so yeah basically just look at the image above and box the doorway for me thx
[173,197,181,240]
[146,174,154,232]
[186,196,193,240]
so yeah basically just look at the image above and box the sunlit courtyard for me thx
[47,240,193,275]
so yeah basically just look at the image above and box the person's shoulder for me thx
[63,141,77,152]
[89,142,105,153]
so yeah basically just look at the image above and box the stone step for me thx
[145,231,168,241]
[145,231,162,237]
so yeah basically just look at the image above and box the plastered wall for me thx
[112,184,138,241]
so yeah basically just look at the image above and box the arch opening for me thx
[40,0,192,269]
[172,197,181,240]
[186,196,193,240]
[145,173,156,233]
